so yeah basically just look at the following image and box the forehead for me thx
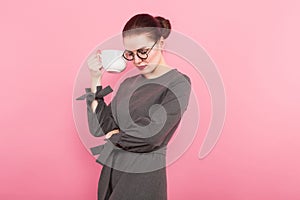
[123,35,154,51]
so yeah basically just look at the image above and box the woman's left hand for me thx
[105,129,120,139]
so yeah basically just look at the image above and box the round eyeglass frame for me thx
[122,39,159,61]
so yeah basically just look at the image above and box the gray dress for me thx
[76,69,191,200]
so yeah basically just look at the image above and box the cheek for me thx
[147,50,161,63]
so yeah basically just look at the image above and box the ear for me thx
[159,36,165,49]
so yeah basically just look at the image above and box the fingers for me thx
[87,51,102,71]
[87,61,100,71]
[105,134,111,139]
[87,57,100,67]
[96,49,101,61]
[105,129,120,139]
[87,54,101,65]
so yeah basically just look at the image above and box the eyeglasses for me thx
[122,39,159,61]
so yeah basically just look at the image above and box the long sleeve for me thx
[109,75,191,153]
[76,85,119,137]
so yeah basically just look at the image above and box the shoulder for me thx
[169,69,191,88]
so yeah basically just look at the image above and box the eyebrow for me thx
[125,46,149,52]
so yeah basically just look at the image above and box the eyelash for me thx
[126,49,148,55]
[137,49,148,54]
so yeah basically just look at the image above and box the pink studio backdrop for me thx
[1,0,300,199]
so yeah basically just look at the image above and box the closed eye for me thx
[137,48,149,54]
[124,51,134,56]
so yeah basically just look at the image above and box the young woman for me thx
[77,13,191,200]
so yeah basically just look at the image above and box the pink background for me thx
[1,0,300,199]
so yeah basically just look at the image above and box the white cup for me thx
[100,50,127,72]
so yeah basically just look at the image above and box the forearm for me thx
[90,77,101,113]
[108,118,181,153]
[76,77,118,137]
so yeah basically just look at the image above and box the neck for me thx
[143,56,172,79]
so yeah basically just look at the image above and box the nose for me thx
[133,54,142,65]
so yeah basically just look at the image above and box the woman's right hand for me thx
[87,49,104,79]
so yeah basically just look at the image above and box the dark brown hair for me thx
[122,13,171,41]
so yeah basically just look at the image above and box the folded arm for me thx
[76,85,120,137]
[109,76,191,153]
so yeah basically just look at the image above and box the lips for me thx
[137,65,147,70]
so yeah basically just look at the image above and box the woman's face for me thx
[123,34,163,75]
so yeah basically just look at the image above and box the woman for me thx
[77,13,191,200]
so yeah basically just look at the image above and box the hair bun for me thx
[155,16,171,39]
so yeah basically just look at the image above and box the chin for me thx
[144,67,156,74]
[140,69,151,75]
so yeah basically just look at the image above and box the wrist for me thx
[91,77,101,93]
